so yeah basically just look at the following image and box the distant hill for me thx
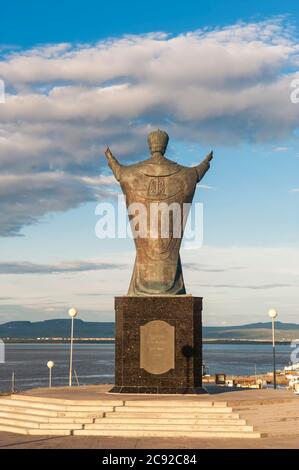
[0,319,114,339]
[0,319,298,342]
[203,321,299,341]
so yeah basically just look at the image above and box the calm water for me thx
[0,343,295,393]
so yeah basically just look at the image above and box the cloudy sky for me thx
[0,0,299,325]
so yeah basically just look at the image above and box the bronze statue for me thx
[104,129,213,296]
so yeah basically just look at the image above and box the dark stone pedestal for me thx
[110,296,206,394]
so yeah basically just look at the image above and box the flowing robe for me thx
[106,153,210,296]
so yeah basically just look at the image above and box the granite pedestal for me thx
[110,296,205,394]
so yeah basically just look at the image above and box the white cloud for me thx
[0,18,298,235]
[0,172,116,236]
[0,259,126,274]
[198,184,215,190]
[273,146,290,152]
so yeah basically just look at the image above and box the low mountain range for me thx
[0,319,298,342]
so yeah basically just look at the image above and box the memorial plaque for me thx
[140,320,175,374]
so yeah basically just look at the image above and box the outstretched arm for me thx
[104,146,122,181]
[195,151,213,183]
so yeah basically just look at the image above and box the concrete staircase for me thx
[236,401,299,437]
[0,394,121,436]
[0,395,263,438]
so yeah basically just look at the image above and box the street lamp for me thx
[68,307,78,387]
[47,361,54,388]
[268,308,278,390]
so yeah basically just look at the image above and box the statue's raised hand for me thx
[195,150,213,182]
[103,146,122,181]
[204,151,213,163]
[104,146,113,160]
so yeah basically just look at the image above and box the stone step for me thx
[239,410,299,418]
[83,422,254,432]
[95,417,247,425]
[0,404,60,417]
[28,428,72,436]
[73,429,263,438]
[0,404,104,418]
[123,400,216,407]
[0,410,50,422]
[38,422,83,430]
[0,417,40,428]
[0,410,94,424]
[212,402,229,407]
[0,423,29,435]
[0,398,114,412]
[48,417,94,424]
[113,405,233,413]
[241,413,299,421]
[0,422,73,436]
[56,411,104,418]
[104,411,240,419]
[11,394,123,407]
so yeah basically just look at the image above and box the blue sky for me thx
[0,1,299,325]
[2,0,299,46]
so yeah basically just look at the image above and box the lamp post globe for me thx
[47,361,54,369]
[68,307,78,318]
[268,308,278,320]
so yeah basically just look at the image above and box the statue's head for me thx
[147,129,169,155]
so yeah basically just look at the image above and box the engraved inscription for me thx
[148,178,166,196]
[140,320,175,374]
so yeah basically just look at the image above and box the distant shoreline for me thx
[0,338,294,345]
[1,320,298,344]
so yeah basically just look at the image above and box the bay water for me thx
[0,343,295,393]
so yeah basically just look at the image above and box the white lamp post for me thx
[268,308,278,390]
[47,361,54,388]
[68,307,78,387]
